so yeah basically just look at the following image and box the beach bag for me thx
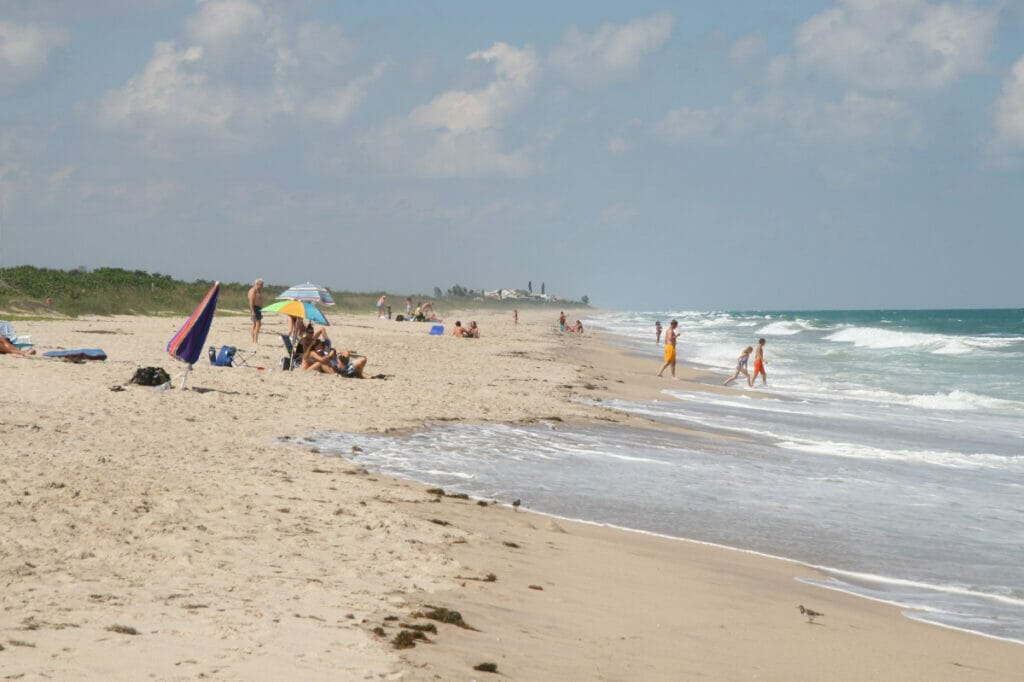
[210,345,237,367]
[130,366,171,386]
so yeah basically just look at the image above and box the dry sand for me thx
[1,309,1021,680]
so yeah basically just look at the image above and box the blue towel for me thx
[43,349,107,361]
[429,325,444,335]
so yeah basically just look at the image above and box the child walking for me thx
[723,346,753,386]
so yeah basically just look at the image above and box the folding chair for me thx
[279,334,302,370]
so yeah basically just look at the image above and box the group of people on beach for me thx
[558,311,584,334]
[451,321,480,338]
[655,319,767,386]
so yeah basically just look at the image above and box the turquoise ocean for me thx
[305,309,1024,643]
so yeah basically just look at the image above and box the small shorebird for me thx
[512,499,521,512]
[798,605,824,623]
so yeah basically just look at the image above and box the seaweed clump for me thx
[106,624,140,635]
[391,629,429,649]
[474,662,498,673]
[420,606,476,630]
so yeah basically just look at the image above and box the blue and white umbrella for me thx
[276,282,335,306]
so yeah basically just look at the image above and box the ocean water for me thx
[300,309,1024,644]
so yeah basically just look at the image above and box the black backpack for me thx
[130,366,171,386]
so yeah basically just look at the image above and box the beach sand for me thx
[2,309,1021,680]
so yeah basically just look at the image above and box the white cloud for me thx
[729,34,767,66]
[305,61,387,125]
[0,20,69,88]
[655,107,722,143]
[656,90,921,147]
[95,2,377,148]
[97,41,236,139]
[795,0,997,92]
[184,0,270,50]
[411,43,538,133]
[360,42,538,178]
[989,55,1024,163]
[607,136,629,153]
[550,12,674,88]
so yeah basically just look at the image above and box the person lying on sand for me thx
[0,336,36,357]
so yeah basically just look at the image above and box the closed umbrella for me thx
[261,299,330,326]
[276,282,335,306]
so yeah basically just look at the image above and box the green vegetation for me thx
[0,265,589,319]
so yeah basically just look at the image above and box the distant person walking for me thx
[657,320,679,378]
[513,308,518,325]
[751,337,767,387]
[248,278,264,345]
[723,346,753,386]
[655,321,663,344]
[376,295,387,318]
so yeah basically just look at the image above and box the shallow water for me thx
[296,308,1024,643]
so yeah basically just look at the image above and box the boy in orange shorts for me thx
[751,337,767,387]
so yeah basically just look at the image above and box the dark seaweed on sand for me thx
[474,662,498,672]
[391,629,429,649]
[106,624,140,635]
[419,606,477,630]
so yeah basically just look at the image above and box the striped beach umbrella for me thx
[276,282,335,306]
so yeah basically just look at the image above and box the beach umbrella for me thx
[276,282,335,306]
[167,281,220,389]
[261,299,330,326]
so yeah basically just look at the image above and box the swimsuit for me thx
[738,356,748,369]
[664,344,676,363]
[754,359,764,373]
[251,305,262,321]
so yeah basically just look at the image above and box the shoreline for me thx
[2,310,1021,679]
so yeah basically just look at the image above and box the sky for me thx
[1,0,1022,311]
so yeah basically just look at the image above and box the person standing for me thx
[751,337,767,387]
[657,320,679,378]
[513,308,518,325]
[248,278,264,345]
[559,311,566,332]
[655,321,663,344]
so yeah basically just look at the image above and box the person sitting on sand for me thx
[0,336,36,357]
[452,321,467,337]
[302,338,337,374]
[466,321,480,338]
[332,348,368,378]
[297,323,329,356]
[723,346,753,386]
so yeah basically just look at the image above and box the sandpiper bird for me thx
[512,498,521,512]
[798,604,824,623]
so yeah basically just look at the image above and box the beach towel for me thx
[429,325,444,335]
[43,349,107,361]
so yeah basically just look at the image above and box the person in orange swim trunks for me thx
[657,319,679,378]
[750,337,767,387]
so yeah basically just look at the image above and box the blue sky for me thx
[1,0,1022,310]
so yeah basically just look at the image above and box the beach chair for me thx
[279,334,302,370]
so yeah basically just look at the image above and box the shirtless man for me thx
[657,319,678,378]
[248,278,264,345]
[655,321,663,344]
[751,337,767,387]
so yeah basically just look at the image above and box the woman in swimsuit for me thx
[723,346,753,386]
